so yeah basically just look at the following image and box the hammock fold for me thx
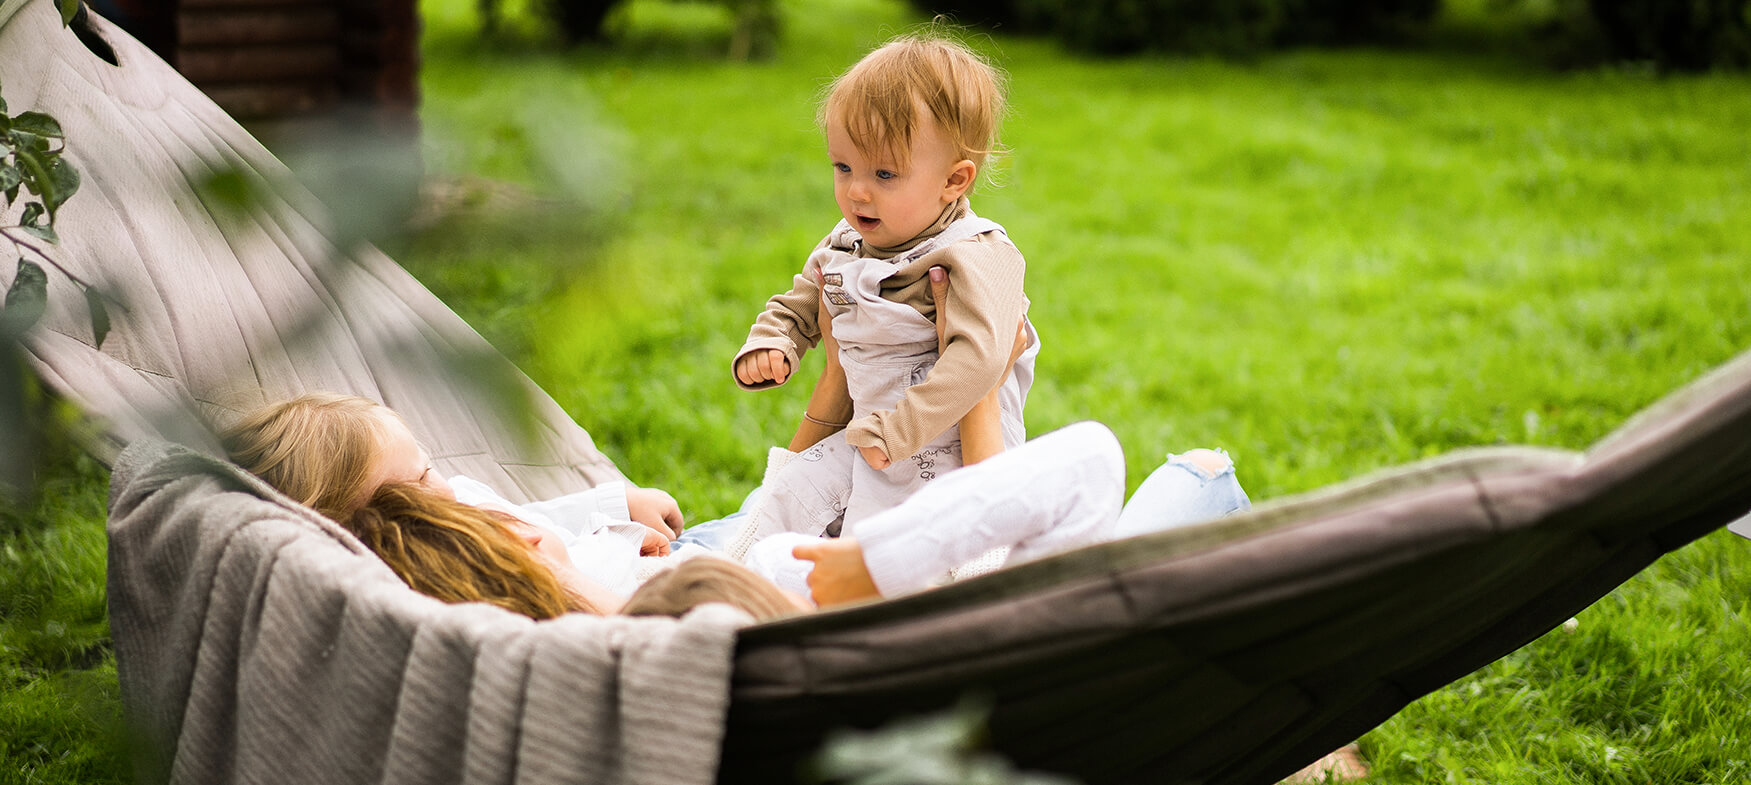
[0,0,621,504]
[5,2,1749,783]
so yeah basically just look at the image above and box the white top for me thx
[740,422,1126,597]
[448,476,653,596]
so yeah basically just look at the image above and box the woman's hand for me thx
[626,486,684,539]
[792,537,881,607]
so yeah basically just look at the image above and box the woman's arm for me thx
[790,268,855,450]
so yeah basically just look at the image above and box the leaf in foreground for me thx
[83,286,110,349]
[2,258,47,336]
[10,111,63,139]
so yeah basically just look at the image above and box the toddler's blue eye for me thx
[834,163,851,173]
[876,170,897,180]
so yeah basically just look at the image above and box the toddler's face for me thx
[827,112,967,249]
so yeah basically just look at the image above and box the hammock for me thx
[6,3,1749,784]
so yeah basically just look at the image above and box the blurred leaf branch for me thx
[811,697,1080,785]
[0,71,118,500]
[1,81,110,345]
[193,118,568,453]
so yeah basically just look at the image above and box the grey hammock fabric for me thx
[108,438,745,785]
[0,0,620,504]
[6,1,1750,784]
[721,349,1751,785]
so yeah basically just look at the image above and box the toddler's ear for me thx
[942,159,977,201]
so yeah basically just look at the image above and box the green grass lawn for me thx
[5,0,1751,781]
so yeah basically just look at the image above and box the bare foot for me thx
[1281,744,1368,784]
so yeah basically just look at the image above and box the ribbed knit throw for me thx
[108,440,745,785]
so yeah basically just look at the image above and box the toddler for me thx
[734,33,1039,538]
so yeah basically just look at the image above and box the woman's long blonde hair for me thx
[219,392,387,521]
[353,483,596,619]
[222,393,596,618]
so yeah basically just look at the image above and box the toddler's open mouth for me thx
[854,215,881,232]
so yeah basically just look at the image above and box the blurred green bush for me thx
[1525,0,1751,71]
[542,0,619,44]
[1054,0,1284,57]
[916,0,1749,69]
[1279,0,1443,44]
[911,0,1439,54]
[483,0,781,58]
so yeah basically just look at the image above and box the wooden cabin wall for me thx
[95,0,419,127]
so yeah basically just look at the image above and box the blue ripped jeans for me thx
[672,488,760,554]
[1111,449,1251,539]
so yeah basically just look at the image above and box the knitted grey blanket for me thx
[108,439,745,785]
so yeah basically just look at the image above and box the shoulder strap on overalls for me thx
[893,215,1005,268]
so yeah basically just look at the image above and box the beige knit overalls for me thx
[755,214,1041,541]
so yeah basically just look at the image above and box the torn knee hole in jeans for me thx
[1171,448,1233,478]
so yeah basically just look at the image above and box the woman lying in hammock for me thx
[220,391,1249,618]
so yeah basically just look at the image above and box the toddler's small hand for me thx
[639,528,671,557]
[858,444,890,470]
[736,349,791,386]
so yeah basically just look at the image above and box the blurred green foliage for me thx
[811,698,1078,785]
[480,0,781,57]
[0,80,99,499]
[911,0,1441,55]
[1,414,128,785]
[913,0,1750,69]
[1506,0,1751,71]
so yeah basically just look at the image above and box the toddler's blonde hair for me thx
[622,558,802,622]
[820,32,1007,176]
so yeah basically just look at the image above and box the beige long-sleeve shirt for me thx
[734,199,1029,461]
